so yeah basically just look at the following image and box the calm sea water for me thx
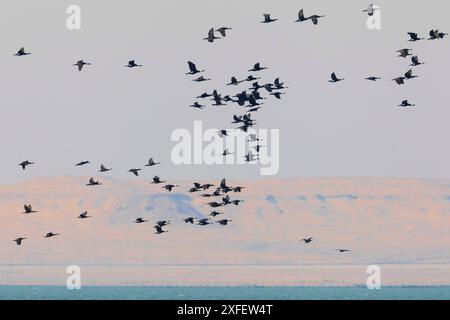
[0,286,449,300]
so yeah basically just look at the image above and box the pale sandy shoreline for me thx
[1,264,449,287]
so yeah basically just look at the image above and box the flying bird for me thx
[203,28,220,43]
[99,164,112,172]
[300,237,313,244]
[14,237,27,246]
[362,4,378,16]
[23,204,37,214]
[154,225,167,234]
[15,47,31,56]
[270,92,285,100]
[429,29,448,40]
[309,14,324,25]
[410,55,424,67]
[190,102,205,109]
[210,211,223,217]
[295,9,308,23]
[249,63,268,72]
[135,217,148,224]
[392,77,405,85]
[78,211,91,219]
[163,184,178,192]
[397,48,412,58]
[329,72,344,83]
[335,249,351,253]
[86,177,101,186]
[193,75,211,82]
[145,158,160,167]
[216,27,232,37]
[407,32,423,42]
[183,217,195,224]
[404,69,418,80]
[152,176,165,184]
[187,61,204,75]
[227,77,243,86]
[18,161,34,170]
[261,14,278,24]
[74,60,91,71]
[217,219,232,226]
[208,201,223,208]
[128,168,141,176]
[156,220,170,227]
[197,218,211,226]
[44,232,59,238]
[125,60,142,68]
[365,76,381,81]
[76,161,90,166]
[399,100,415,108]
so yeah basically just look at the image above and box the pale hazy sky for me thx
[1,0,449,183]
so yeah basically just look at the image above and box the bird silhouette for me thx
[44,232,59,238]
[295,9,308,22]
[208,201,223,208]
[187,61,204,75]
[429,29,448,40]
[410,55,425,67]
[135,217,148,224]
[86,177,101,186]
[163,184,178,192]
[19,161,34,170]
[156,220,170,227]
[227,77,243,86]
[15,47,31,56]
[14,237,27,246]
[183,217,195,224]
[152,176,165,184]
[99,164,112,172]
[216,219,232,226]
[309,14,325,25]
[270,92,285,100]
[362,4,378,16]
[145,158,160,167]
[193,75,211,82]
[74,60,91,71]
[404,69,418,80]
[365,76,381,81]
[210,211,223,217]
[154,225,167,234]
[128,168,141,176]
[249,63,268,72]
[203,28,220,43]
[329,72,344,83]
[392,77,405,85]
[23,204,37,214]
[216,27,232,37]
[335,249,351,253]
[78,211,91,219]
[399,100,415,108]
[407,32,423,42]
[397,48,412,58]
[261,14,278,23]
[300,237,313,244]
[125,60,142,68]
[197,218,211,226]
[75,161,90,166]
[190,102,205,109]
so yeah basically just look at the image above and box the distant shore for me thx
[1,264,449,287]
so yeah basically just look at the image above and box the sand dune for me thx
[1,177,449,285]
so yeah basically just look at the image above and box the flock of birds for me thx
[15,157,246,245]
[10,5,448,255]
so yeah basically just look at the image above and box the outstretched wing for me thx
[188,61,197,73]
